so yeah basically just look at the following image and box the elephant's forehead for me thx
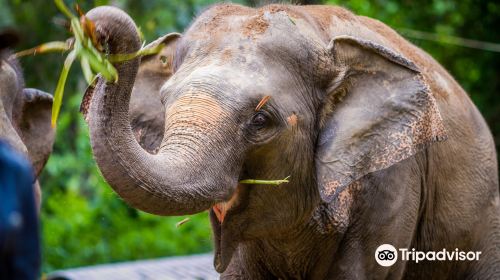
[161,63,271,102]
[175,4,327,83]
[183,4,320,55]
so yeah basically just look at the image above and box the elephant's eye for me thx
[251,112,267,127]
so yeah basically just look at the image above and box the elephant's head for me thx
[85,5,445,272]
[0,29,55,205]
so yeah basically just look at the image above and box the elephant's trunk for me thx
[86,6,237,215]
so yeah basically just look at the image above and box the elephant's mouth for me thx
[212,186,241,223]
[209,178,250,273]
[210,183,248,227]
[211,168,250,224]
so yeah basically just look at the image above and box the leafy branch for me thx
[15,0,165,128]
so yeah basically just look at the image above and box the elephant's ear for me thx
[13,88,55,176]
[129,32,181,154]
[316,35,446,203]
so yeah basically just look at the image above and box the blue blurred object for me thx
[0,140,40,280]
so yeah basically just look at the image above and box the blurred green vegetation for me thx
[0,0,498,273]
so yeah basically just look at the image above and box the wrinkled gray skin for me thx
[0,30,55,206]
[84,4,500,279]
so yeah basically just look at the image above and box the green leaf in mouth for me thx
[239,175,291,186]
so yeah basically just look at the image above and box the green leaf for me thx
[14,41,70,58]
[52,49,77,128]
[70,17,84,42]
[108,43,165,63]
[79,46,118,82]
[80,56,94,84]
[54,0,75,20]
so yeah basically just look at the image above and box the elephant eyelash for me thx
[255,95,271,111]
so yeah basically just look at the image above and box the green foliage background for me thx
[0,0,498,273]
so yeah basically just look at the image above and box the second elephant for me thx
[0,30,55,206]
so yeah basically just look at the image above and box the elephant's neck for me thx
[240,223,340,278]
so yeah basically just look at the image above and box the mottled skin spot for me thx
[242,11,270,38]
[313,180,362,234]
[286,113,298,126]
[323,180,341,198]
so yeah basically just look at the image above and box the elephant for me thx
[0,29,55,206]
[83,4,499,279]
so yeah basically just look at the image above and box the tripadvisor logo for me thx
[375,244,482,266]
[375,244,398,266]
